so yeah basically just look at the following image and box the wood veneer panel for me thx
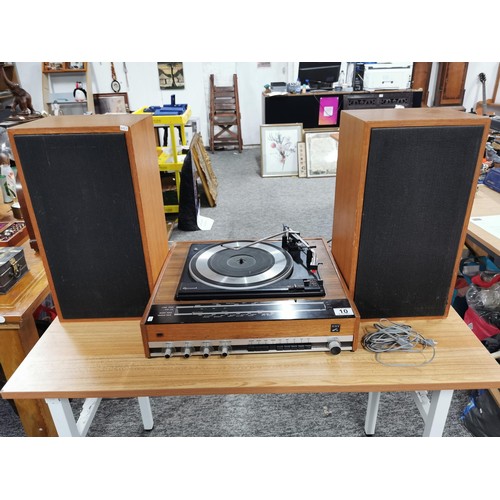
[140,238,360,348]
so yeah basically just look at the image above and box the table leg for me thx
[46,397,153,436]
[138,397,154,430]
[45,398,81,436]
[46,398,103,437]
[364,392,381,436]
[411,389,455,436]
[422,390,454,437]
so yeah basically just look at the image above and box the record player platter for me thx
[177,239,325,300]
[188,241,293,290]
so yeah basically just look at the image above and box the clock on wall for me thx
[111,79,121,92]
[110,62,121,93]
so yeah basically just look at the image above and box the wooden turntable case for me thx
[331,108,490,319]
[9,115,169,320]
[141,238,360,356]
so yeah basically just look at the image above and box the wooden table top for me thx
[468,183,500,257]
[2,308,500,399]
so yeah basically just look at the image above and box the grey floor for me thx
[0,147,475,437]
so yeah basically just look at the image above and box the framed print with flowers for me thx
[260,124,303,177]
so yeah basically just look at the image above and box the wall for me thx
[16,62,290,146]
[426,62,499,110]
[463,62,499,110]
[14,62,500,146]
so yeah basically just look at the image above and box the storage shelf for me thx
[42,62,88,73]
[135,106,192,213]
[42,69,87,74]
[41,62,94,114]
[45,101,88,105]
[157,148,185,171]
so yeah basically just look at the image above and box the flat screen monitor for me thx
[298,62,341,89]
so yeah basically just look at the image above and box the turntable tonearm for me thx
[141,227,360,358]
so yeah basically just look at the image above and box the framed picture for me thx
[43,62,64,72]
[318,96,340,126]
[297,142,307,178]
[304,128,339,177]
[93,93,130,114]
[260,124,303,177]
[157,62,184,89]
[67,62,85,70]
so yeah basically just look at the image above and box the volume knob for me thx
[327,340,341,355]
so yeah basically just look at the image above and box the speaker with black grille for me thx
[331,108,489,319]
[9,115,169,320]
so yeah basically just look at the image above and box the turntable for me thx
[141,227,360,358]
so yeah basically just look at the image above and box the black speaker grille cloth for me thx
[15,133,150,318]
[355,125,483,318]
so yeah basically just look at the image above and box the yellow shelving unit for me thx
[134,105,192,213]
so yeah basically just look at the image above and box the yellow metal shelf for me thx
[135,106,192,214]
[134,105,192,126]
[157,148,186,171]
[164,204,179,213]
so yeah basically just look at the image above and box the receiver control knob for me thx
[219,343,231,357]
[183,345,193,358]
[164,345,175,359]
[201,344,213,358]
[327,340,341,355]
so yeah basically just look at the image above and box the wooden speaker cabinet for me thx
[9,115,169,320]
[331,108,490,319]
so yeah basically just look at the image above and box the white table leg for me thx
[137,397,154,430]
[77,398,102,436]
[46,398,81,437]
[46,397,152,436]
[46,397,102,437]
[412,389,454,436]
[422,390,454,437]
[365,392,381,436]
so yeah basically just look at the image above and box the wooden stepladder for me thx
[209,74,243,152]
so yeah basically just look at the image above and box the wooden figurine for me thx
[0,63,36,115]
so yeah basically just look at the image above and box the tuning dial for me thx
[327,340,341,355]
[183,344,193,358]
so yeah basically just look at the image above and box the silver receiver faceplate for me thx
[149,335,354,358]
